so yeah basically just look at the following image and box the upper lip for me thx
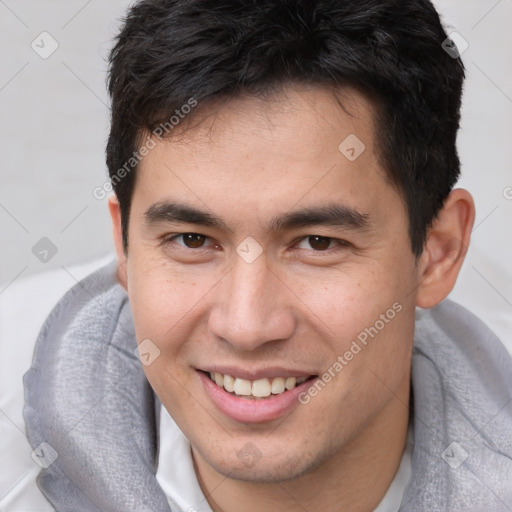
[197,365,317,380]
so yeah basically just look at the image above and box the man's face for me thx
[121,85,420,482]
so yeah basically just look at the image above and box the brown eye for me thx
[181,233,206,248]
[307,236,332,250]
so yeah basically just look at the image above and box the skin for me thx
[109,84,475,511]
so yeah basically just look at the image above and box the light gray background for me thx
[1,0,511,343]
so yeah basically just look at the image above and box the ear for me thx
[108,195,128,291]
[415,188,475,309]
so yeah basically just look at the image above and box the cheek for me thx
[126,252,204,342]
[329,297,414,414]
[300,262,414,393]
[292,263,402,339]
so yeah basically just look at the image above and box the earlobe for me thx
[416,188,475,309]
[107,195,128,291]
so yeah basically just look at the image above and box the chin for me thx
[214,461,308,484]
[196,438,326,484]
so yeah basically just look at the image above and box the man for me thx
[19,0,512,511]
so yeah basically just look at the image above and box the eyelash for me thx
[161,233,351,254]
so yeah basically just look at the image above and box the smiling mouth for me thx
[202,371,317,400]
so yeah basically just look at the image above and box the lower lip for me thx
[198,372,315,424]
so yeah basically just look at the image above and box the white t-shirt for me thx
[156,406,413,512]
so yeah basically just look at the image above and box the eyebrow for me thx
[144,200,372,233]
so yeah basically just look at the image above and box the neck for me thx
[193,371,411,512]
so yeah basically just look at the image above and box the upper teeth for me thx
[210,372,308,398]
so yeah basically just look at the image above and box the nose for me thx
[207,254,296,351]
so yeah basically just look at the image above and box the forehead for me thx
[133,84,404,234]
[154,84,379,164]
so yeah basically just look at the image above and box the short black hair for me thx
[106,0,465,256]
